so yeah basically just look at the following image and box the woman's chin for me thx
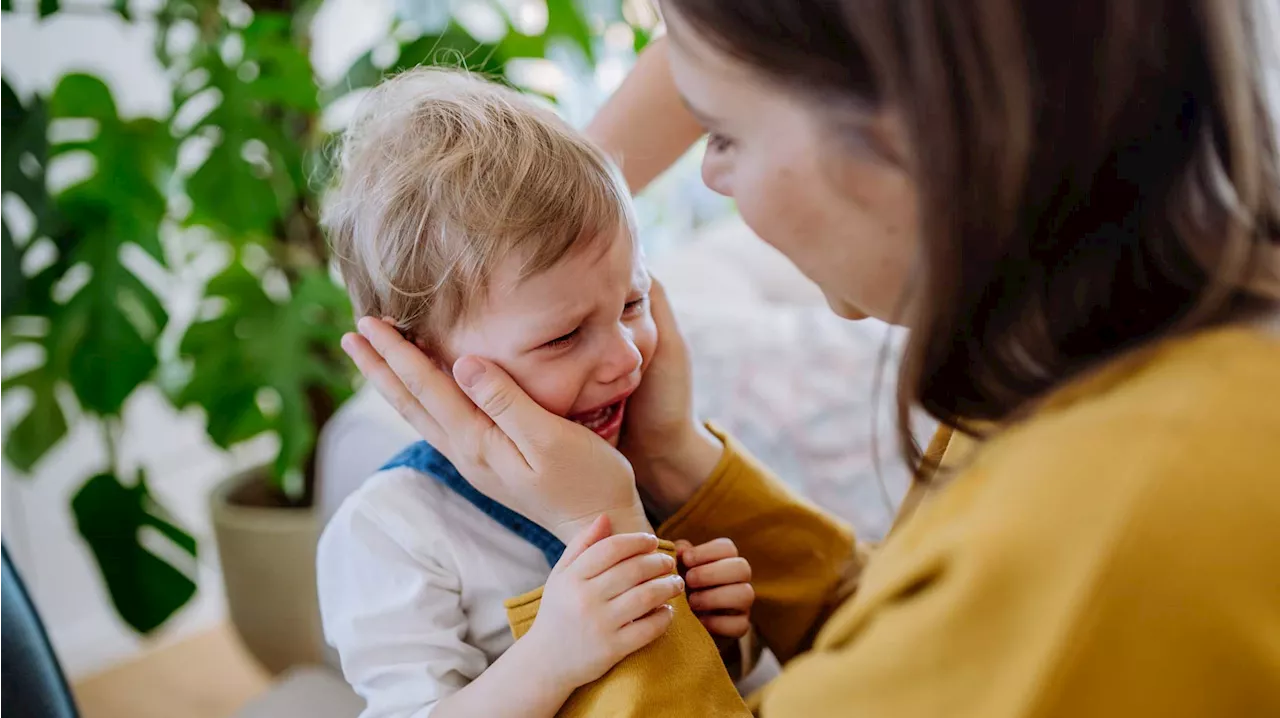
[825,294,870,321]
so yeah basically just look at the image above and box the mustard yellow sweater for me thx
[508,325,1280,716]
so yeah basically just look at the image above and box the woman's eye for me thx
[623,296,649,317]
[543,328,579,349]
[708,133,735,153]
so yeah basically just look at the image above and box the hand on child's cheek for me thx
[616,280,692,444]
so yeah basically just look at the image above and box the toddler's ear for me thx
[380,314,434,356]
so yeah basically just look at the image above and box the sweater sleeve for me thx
[504,541,752,717]
[657,424,867,662]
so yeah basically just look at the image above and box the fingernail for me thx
[341,334,358,356]
[356,317,374,338]
[453,356,485,388]
[673,575,685,592]
[661,554,676,570]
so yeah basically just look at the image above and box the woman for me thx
[341,0,1280,714]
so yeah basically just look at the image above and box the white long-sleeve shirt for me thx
[317,459,553,718]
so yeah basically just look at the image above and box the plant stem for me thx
[103,416,121,479]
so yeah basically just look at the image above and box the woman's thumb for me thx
[554,514,612,572]
[454,355,552,449]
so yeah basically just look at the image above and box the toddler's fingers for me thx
[699,614,751,639]
[687,582,754,614]
[686,556,751,589]
[614,604,675,657]
[683,538,739,567]
[595,551,677,600]
[572,532,660,580]
[552,515,612,577]
[611,574,685,626]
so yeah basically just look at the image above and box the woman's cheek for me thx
[701,151,732,197]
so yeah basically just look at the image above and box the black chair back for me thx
[2,544,80,718]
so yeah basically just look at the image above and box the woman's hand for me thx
[619,279,725,516]
[676,538,754,639]
[341,317,649,541]
[525,516,684,690]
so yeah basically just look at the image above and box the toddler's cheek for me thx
[510,364,584,417]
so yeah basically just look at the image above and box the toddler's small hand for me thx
[676,538,753,639]
[526,515,685,691]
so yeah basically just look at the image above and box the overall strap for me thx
[381,441,566,567]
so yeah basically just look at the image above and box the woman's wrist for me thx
[551,506,654,544]
[637,422,725,517]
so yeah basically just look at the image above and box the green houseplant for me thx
[1,0,652,661]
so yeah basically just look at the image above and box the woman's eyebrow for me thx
[678,92,717,128]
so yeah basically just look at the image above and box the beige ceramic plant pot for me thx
[210,470,325,674]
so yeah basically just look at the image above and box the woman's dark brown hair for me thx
[666,0,1280,472]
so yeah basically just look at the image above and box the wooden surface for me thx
[72,624,271,718]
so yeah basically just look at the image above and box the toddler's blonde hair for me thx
[323,68,636,355]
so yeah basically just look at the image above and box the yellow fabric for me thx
[504,540,751,717]
[659,427,866,663]
[507,325,1280,715]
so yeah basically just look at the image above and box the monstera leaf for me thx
[546,0,594,60]
[2,74,171,470]
[2,78,47,321]
[324,2,597,108]
[179,12,318,239]
[72,470,198,634]
[176,262,352,494]
[43,74,171,415]
[0,71,194,634]
[326,22,508,105]
[1,78,48,221]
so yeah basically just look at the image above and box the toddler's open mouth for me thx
[569,398,627,441]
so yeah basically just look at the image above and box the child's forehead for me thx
[444,227,648,357]
[490,227,644,302]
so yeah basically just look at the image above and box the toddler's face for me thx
[445,227,655,446]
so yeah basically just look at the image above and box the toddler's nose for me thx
[598,329,643,385]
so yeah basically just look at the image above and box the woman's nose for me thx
[596,329,643,385]
[701,154,732,197]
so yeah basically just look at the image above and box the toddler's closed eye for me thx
[623,296,649,317]
[543,328,579,349]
